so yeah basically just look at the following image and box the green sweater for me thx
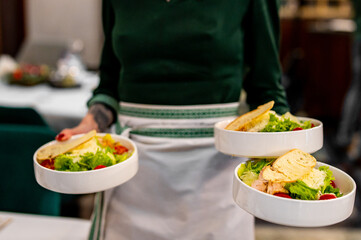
[88,0,289,115]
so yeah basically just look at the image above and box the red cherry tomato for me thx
[311,123,315,128]
[40,159,55,170]
[319,194,337,200]
[114,145,128,155]
[94,165,106,170]
[292,127,303,131]
[330,180,336,188]
[12,69,23,80]
[274,193,292,199]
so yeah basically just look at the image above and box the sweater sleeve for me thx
[242,0,289,114]
[87,0,121,117]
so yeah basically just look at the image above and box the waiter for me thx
[57,0,289,239]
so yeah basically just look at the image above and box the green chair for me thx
[0,105,49,126]
[0,124,61,215]
[0,106,61,216]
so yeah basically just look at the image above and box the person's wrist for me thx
[82,114,100,132]
[88,104,114,132]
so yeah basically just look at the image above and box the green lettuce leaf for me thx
[285,166,343,199]
[319,166,343,197]
[54,154,87,171]
[115,152,132,163]
[54,149,118,172]
[285,180,319,200]
[261,113,313,132]
[238,158,275,186]
[78,149,115,169]
[301,120,313,129]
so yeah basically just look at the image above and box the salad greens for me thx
[285,180,319,200]
[54,149,131,172]
[319,166,341,196]
[51,134,132,172]
[238,159,275,186]
[238,159,342,200]
[261,113,313,132]
[284,166,342,200]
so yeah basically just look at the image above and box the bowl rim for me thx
[234,161,357,204]
[215,117,323,135]
[33,133,138,175]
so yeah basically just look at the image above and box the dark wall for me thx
[280,18,352,120]
[0,0,26,57]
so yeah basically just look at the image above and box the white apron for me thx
[89,102,254,240]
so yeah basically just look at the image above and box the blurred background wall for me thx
[0,0,103,69]
[280,0,354,122]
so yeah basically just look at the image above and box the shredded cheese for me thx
[67,137,101,162]
[300,168,326,190]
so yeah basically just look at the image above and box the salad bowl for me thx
[233,162,356,227]
[214,117,323,157]
[33,133,138,194]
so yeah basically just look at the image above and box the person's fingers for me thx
[55,129,76,141]
[56,126,97,141]
[55,114,99,141]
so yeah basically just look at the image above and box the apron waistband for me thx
[116,102,240,138]
[119,102,240,119]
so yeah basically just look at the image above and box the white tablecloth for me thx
[0,75,99,132]
[0,212,91,240]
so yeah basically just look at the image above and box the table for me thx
[0,211,91,240]
[0,74,99,132]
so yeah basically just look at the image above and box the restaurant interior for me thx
[0,0,361,239]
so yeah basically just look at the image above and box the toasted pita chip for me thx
[225,101,274,131]
[37,130,97,160]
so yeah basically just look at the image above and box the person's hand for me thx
[55,113,99,141]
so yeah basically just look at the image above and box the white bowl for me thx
[214,117,323,157]
[33,133,138,194]
[233,162,356,227]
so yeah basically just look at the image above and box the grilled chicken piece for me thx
[251,178,268,192]
[266,181,288,195]
[251,169,288,195]
[251,169,268,192]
